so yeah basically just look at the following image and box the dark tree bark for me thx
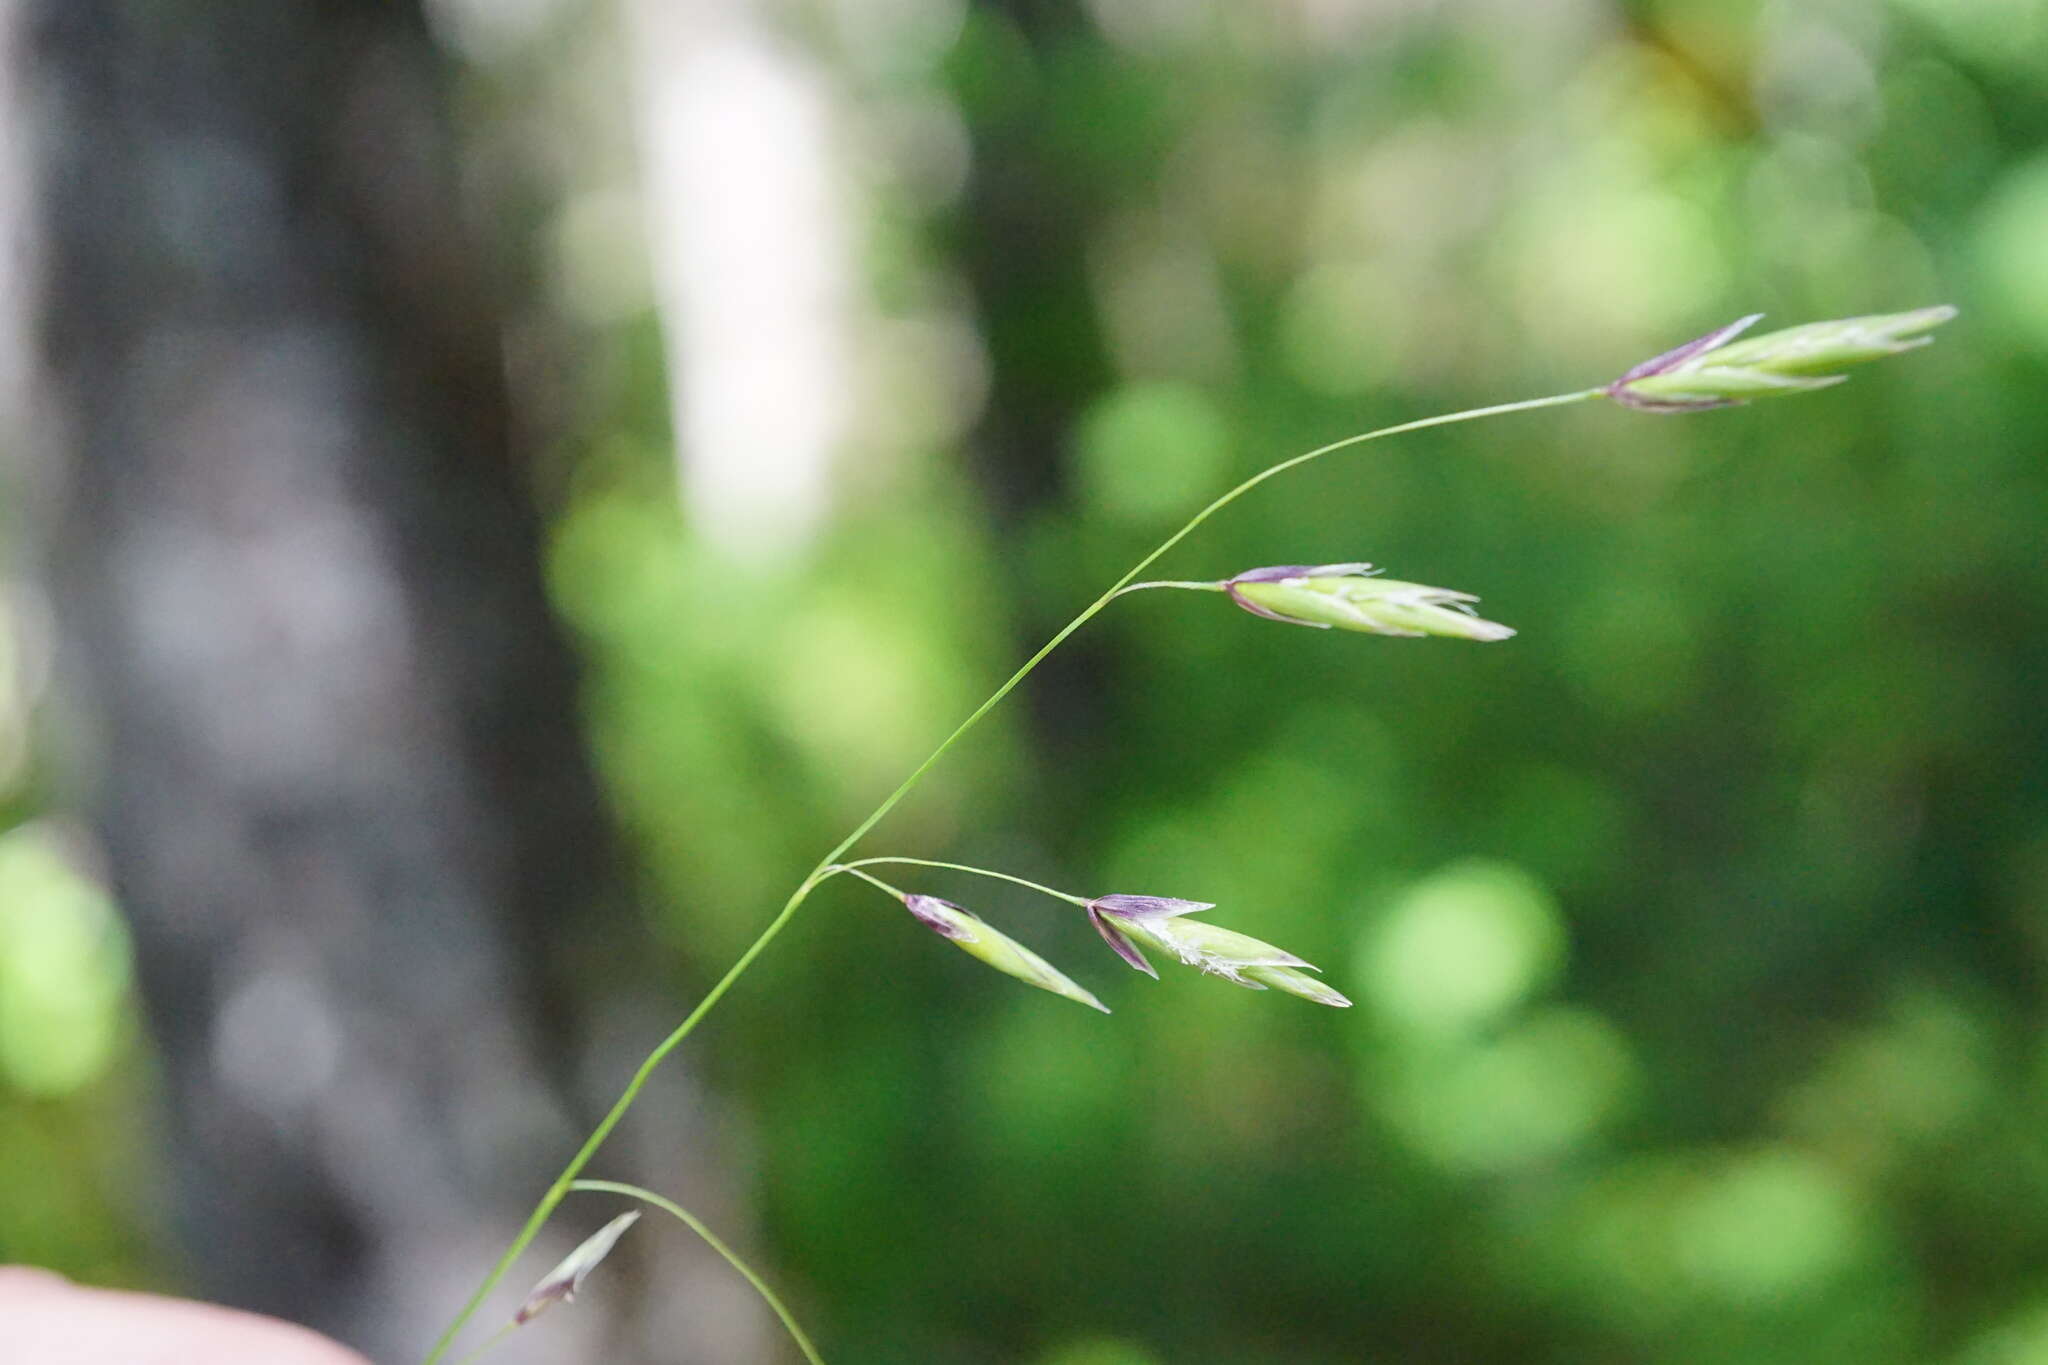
[951,0,1121,762]
[5,2,726,1358]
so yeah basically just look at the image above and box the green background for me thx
[7,1,2048,1361]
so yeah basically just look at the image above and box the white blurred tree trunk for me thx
[626,0,855,563]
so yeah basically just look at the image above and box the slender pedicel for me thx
[568,1181,826,1365]
[830,858,1089,906]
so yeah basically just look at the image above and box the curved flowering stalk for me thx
[423,306,1954,1364]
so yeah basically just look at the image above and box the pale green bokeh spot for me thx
[1379,1008,1636,1173]
[1781,988,1987,1157]
[771,593,960,799]
[1360,859,1565,1038]
[1508,177,1728,347]
[1074,382,1230,526]
[1565,1159,1703,1327]
[1973,155,2048,354]
[1674,1150,1864,1305]
[1958,1303,2048,1365]
[0,826,132,1097]
[1278,261,1396,397]
[1036,1337,1163,1365]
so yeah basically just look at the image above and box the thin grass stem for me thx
[420,386,1598,1364]
[831,864,906,900]
[569,1180,826,1365]
[831,857,1088,906]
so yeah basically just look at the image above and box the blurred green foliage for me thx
[9,0,2048,1361]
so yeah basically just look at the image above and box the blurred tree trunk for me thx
[954,0,1120,756]
[6,2,715,1358]
[957,0,1113,518]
